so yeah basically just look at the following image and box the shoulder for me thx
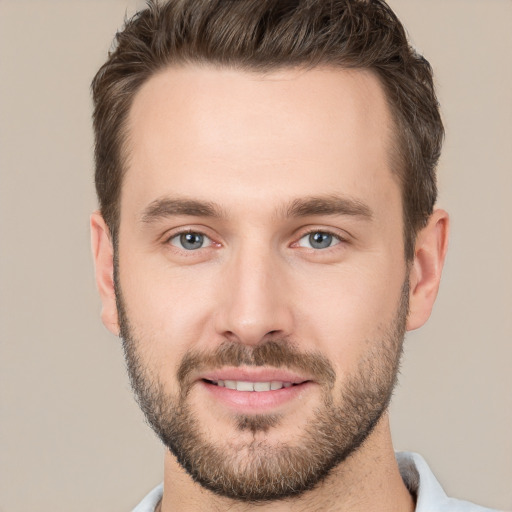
[396,452,502,512]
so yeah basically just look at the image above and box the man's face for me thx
[115,66,409,500]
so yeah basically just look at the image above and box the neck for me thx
[159,414,414,512]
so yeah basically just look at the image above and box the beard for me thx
[115,275,409,503]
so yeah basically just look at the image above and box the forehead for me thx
[123,65,399,218]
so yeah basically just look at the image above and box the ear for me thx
[407,209,450,331]
[90,211,120,336]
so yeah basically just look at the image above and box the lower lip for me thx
[199,380,315,413]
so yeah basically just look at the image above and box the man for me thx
[90,1,498,511]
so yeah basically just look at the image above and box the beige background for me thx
[0,1,511,511]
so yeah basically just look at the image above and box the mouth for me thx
[196,369,315,413]
[203,379,303,392]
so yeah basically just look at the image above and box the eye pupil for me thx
[309,232,332,249]
[180,232,204,250]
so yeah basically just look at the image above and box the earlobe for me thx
[90,211,120,336]
[406,209,450,331]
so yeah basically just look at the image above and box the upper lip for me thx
[198,367,313,384]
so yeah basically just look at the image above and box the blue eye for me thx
[170,232,211,250]
[298,231,340,249]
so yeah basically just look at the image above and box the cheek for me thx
[118,250,220,355]
[290,260,405,372]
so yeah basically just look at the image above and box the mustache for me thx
[177,339,336,391]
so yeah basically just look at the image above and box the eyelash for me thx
[166,229,216,251]
[163,227,347,253]
[294,229,345,250]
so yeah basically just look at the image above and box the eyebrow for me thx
[140,197,225,223]
[283,195,373,220]
[140,194,373,224]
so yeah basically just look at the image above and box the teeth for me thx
[253,382,271,392]
[236,381,254,391]
[213,380,294,391]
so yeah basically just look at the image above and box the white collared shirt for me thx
[132,452,500,511]
[396,452,500,512]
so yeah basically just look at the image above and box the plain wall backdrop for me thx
[0,1,511,511]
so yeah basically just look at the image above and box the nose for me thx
[214,242,294,346]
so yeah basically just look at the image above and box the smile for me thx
[204,379,298,391]
[199,374,314,413]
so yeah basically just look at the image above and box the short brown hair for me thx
[92,0,443,260]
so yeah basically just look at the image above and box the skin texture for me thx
[91,65,449,511]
